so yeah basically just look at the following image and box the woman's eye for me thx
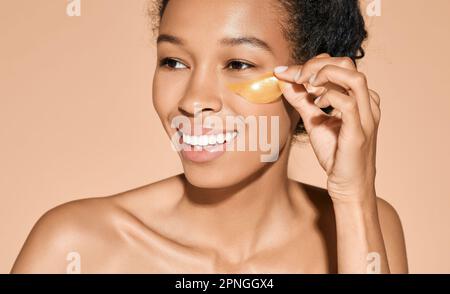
[159,57,187,70]
[227,60,254,71]
[158,58,254,71]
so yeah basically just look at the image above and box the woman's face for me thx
[152,0,300,188]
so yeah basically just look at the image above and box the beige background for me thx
[1,0,449,273]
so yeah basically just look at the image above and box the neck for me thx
[176,139,304,263]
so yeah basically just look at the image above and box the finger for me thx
[274,64,337,97]
[369,89,380,106]
[273,56,355,99]
[273,56,357,85]
[314,89,365,140]
[304,80,346,97]
[369,90,381,125]
[316,53,331,59]
[369,97,381,126]
[310,65,375,134]
[279,82,326,134]
[273,64,303,84]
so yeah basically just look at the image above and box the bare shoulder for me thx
[376,197,404,229]
[299,181,407,231]
[290,180,408,273]
[10,174,185,273]
[375,197,409,273]
[292,179,407,235]
[10,196,124,273]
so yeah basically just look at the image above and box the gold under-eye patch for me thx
[226,72,288,104]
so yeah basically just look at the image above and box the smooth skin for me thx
[11,0,407,273]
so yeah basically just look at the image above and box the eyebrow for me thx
[157,34,274,54]
[219,36,273,54]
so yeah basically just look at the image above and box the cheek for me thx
[152,75,181,120]
[282,98,301,133]
[232,98,293,142]
[271,103,294,148]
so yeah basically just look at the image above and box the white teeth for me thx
[208,135,217,145]
[192,135,198,146]
[199,135,208,146]
[183,133,190,145]
[216,133,225,144]
[182,131,238,147]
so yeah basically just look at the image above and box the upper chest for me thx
[82,225,335,274]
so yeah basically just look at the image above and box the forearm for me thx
[332,196,390,274]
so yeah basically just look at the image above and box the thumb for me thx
[279,81,325,134]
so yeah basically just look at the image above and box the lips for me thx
[176,128,240,163]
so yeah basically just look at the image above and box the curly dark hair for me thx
[149,0,368,136]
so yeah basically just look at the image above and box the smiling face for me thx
[152,0,300,188]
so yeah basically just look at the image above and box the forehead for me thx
[159,0,288,56]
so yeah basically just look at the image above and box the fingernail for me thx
[314,95,322,106]
[274,66,288,73]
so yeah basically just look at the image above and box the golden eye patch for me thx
[226,72,288,104]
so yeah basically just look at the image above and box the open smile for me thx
[177,129,240,163]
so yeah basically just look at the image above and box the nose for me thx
[178,71,224,117]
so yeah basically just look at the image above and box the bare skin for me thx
[11,0,408,273]
[10,175,406,273]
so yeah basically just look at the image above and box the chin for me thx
[180,151,268,189]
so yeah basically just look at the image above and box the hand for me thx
[274,54,381,203]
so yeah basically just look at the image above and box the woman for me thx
[11,0,408,273]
